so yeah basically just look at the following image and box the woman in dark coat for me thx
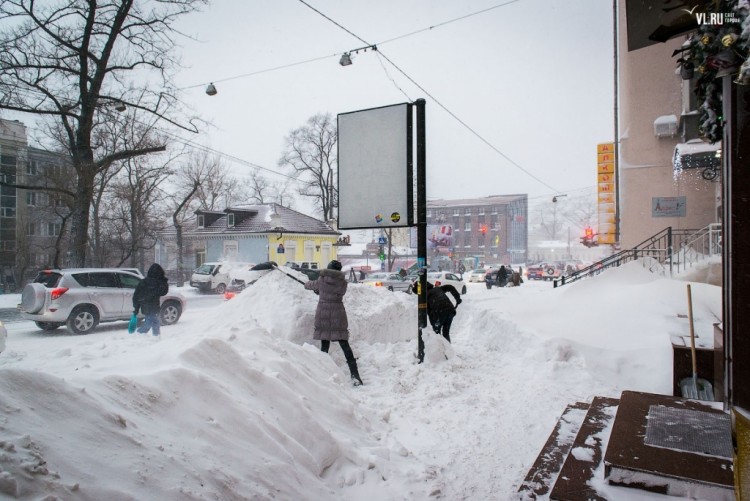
[132,263,169,336]
[304,260,363,386]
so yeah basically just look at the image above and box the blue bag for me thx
[128,313,138,334]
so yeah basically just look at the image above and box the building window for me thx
[197,215,205,228]
[27,222,36,235]
[26,160,38,176]
[26,191,37,206]
[478,207,485,215]
[453,209,460,216]
[47,222,61,236]
[491,206,497,215]
[465,222,471,231]
[227,213,235,227]
[465,208,471,215]
[427,210,432,218]
[46,163,64,178]
[0,207,15,217]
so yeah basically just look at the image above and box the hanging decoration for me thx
[678,0,749,143]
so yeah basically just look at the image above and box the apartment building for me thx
[0,119,72,289]
[426,194,528,269]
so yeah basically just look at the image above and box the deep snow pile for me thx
[0,261,723,499]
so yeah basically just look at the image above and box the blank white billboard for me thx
[337,102,413,229]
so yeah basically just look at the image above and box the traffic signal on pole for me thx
[581,227,598,247]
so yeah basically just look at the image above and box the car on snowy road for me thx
[426,271,467,294]
[360,272,413,293]
[18,268,185,334]
[466,269,487,283]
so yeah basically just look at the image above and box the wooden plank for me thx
[518,401,590,499]
[549,396,620,501]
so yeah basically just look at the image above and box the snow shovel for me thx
[269,263,305,285]
[680,284,714,401]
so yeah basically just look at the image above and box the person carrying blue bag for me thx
[132,263,169,336]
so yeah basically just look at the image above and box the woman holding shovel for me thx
[304,260,364,386]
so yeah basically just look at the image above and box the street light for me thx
[338,44,377,67]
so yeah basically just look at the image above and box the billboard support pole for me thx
[416,98,427,363]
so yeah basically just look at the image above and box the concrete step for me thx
[518,401,591,499]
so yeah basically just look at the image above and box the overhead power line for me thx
[296,0,560,194]
[180,0,522,90]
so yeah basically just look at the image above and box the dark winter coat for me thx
[412,281,462,326]
[426,283,461,326]
[304,268,349,341]
[133,263,169,315]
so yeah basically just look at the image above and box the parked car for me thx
[484,267,521,288]
[287,261,319,270]
[526,262,563,281]
[361,272,413,293]
[190,262,254,294]
[467,269,487,283]
[426,271,467,294]
[18,268,185,334]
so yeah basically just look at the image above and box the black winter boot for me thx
[347,359,363,386]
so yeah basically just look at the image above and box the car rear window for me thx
[34,271,63,288]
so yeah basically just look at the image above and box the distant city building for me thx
[425,194,528,269]
[0,119,72,289]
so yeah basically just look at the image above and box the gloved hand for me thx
[314,290,319,295]
[455,298,462,307]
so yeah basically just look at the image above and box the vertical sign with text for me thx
[597,143,617,245]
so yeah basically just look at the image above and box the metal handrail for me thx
[552,226,711,288]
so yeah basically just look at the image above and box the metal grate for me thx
[644,405,732,458]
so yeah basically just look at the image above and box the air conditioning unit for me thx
[654,114,678,138]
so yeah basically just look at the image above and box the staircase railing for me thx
[552,226,715,288]
[666,223,722,275]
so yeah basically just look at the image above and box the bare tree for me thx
[177,153,252,211]
[538,201,566,240]
[0,0,206,266]
[239,170,296,208]
[168,152,227,284]
[278,113,338,220]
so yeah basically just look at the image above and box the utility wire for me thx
[179,53,336,90]
[180,0,521,90]
[376,0,522,46]
[297,0,560,194]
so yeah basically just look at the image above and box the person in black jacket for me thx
[132,263,169,336]
[497,265,509,287]
[412,280,462,343]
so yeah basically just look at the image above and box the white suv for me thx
[18,268,185,334]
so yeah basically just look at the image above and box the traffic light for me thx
[480,225,487,235]
[580,227,598,247]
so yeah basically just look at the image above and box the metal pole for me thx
[416,98,427,363]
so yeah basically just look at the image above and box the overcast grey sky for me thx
[171,0,614,210]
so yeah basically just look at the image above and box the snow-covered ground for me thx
[0,260,722,499]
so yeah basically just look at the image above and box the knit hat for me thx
[327,260,342,271]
